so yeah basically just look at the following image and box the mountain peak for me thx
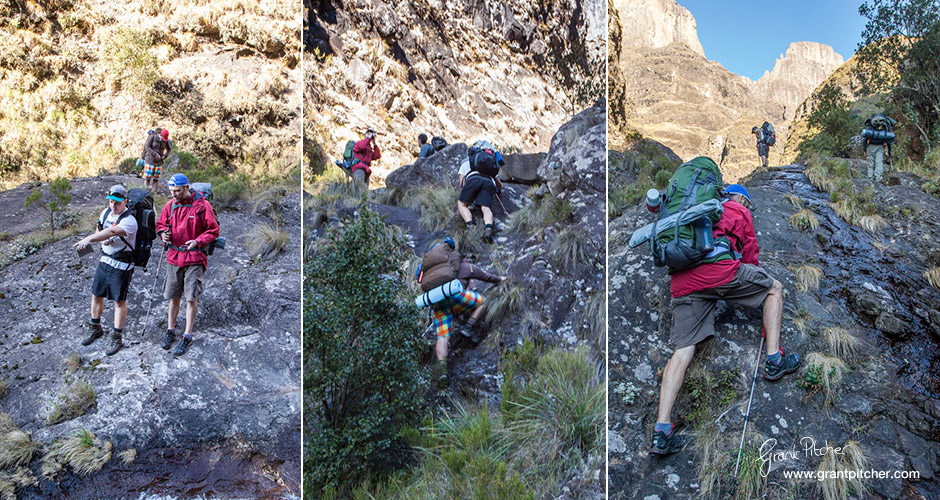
[612,0,704,56]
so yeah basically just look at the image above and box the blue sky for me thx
[679,0,869,80]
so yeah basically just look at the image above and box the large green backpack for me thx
[651,157,732,271]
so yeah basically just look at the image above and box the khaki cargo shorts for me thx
[164,263,205,301]
[670,264,774,349]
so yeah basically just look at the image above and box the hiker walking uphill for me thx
[457,140,505,243]
[752,122,775,168]
[862,113,896,182]
[155,173,219,357]
[72,185,139,356]
[414,237,504,388]
[351,129,381,186]
[142,128,171,192]
[631,157,800,456]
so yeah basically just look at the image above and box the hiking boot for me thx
[764,350,801,381]
[105,332,122,356]
[82,322,104,346]
[432,360,448,390]
[161,330,176,350]
[483,226,494,243]
[649,428,691,456]
[173,336,193,357]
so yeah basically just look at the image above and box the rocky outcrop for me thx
[0,175,301,498]
[612,0,703,56]
[753,42,845,122]
[608,163,940,498]
[305,0,605,184]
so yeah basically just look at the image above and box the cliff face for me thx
[609,0,841,180]
[613,0,703,56]
[753,41,845,122]
[305,0,605,184]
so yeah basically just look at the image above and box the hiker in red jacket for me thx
[351,129,381,186]
[155,173,219,357]
[650,184,800,456]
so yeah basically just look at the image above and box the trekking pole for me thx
[141,244,167,339]
[494,192,509,216]
[730,327,765,497]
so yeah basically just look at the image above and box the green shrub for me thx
[24,177,71,239]
[99,28,160,99]
[117,157,139,174]
[797,84,862,158]
[303,206,425,494]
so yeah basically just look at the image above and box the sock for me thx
[113,328,123,335]
[654,422,673,436]
[485,223,493,229]
[465,220,475,228]
[767,350,782,365]
[183,333,193,340]
[90,318,100,324]
[167,328,176,334]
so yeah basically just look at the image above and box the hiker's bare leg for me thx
[763,279,783,354]
[91,295,104,320]
[114,300,127,329]
[470,304,486,322]
[657,344,696,423]
[184,298,197,335]
[167,297,181,331]
[481,206,494,226]
[457,200,473,224]
[435,336,448,361]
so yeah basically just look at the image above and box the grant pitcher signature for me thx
[759,437,845,477]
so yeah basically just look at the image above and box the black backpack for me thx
[431,136,448,152]
[761,122,776,146]
[100,188,156,269]
[468,147,500,177]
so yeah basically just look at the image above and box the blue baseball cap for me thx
[167,173,189,187]
[725,184,751,203]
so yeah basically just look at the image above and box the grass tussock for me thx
[41,429,112,478]
[824,327,862,361]
[732,443,767,500]
[517,310,546,338]
[509,193,573,236]
[800,352,847,405]
[791,304,813,335]
[924,267,940,290]
[454,224,487,257]
[118,448,137,464]
[246,222,289,261]
[63,352,81,373]
[578,291,605,354]
[789,209,819,232]
[47,381,96,424]
[793,265,824,292]
[785,194,804,208]
[0,430,37,469]
[406,187,457,232]
[552,227,591,271]
[815,441,870,500]
[484,282,524,327]
[0,466,38,500]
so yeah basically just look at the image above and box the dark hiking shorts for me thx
[92,261,133,302]
[757,143,769,157]
[459,174,496,208]
[670,264,775,349]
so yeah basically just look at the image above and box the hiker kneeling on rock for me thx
[73,185,139,356]
[457,140,505,243]
[417,237,504,388]
[649,179,800,456]
[351,129,381,186]
[155,173,219,357]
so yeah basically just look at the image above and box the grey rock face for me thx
[385,143,468,190]
[0,174,301,496]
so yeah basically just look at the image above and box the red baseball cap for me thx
[161,129,169,140]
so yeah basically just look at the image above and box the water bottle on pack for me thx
[646,188,662,213]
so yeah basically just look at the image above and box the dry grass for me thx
[791,305,813,335]
[47,381,96,424]
[517,310,546,338]
[579,290,606,354]
[824,327,862,361]
[246,222,290,261]
[0,380,5,399]
[63,352,82,373]
[552,227,591,271]
[41,429,112,478]
[484,282,525,327]
[793,265,824,292]
[0,466,38,500]
[118,448,137,464]
[405,187,457,232]
[789,209,819,232]
[785,194,804,208]
[815,441,870,500]
[856,214,886,233]
[925,267,940,290]
[0,430,37,469]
